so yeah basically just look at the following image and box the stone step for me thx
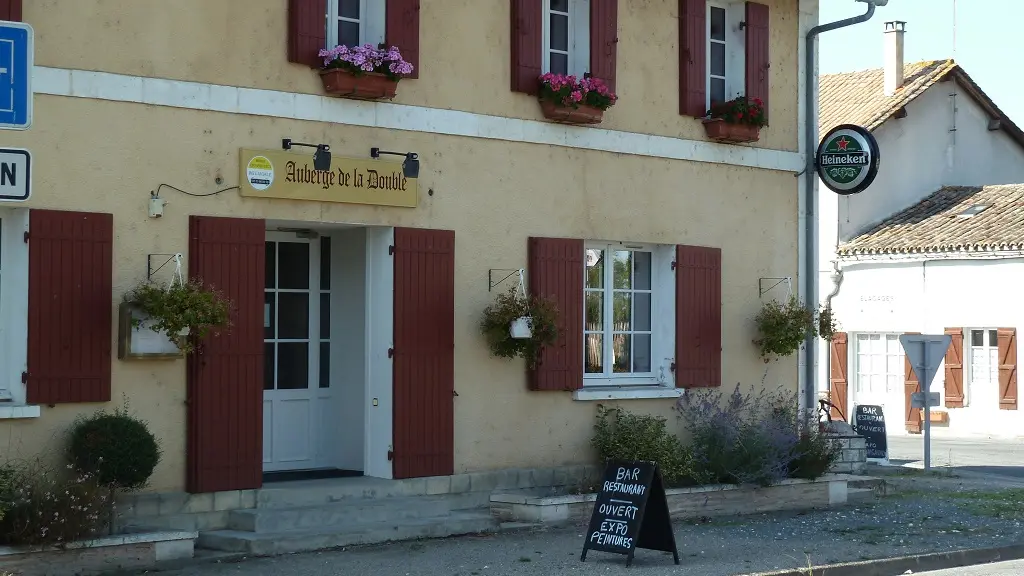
[256,477,440,509]
[198,511,499,556]
[228,494,485,533]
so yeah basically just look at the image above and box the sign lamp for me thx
[370,147,420,179]
[282,138,332,171]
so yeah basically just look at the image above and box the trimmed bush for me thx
[591,405,693,486]
[68,403,161,491]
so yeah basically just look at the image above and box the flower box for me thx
[703,118,761,144]
[319,69,398,101]
[539,100,604,125]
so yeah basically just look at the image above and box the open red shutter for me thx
[904,331,922,433]
[679,0,707,117]
[288,0,327,67]
[0,0,22,21]
[589,0,619,92]
[998,328,1018,411]
[943,328,964,408]
[510,0,543,94]
[386,0,421,79]
[392,228,455,478]
[675,245,722,388]
[829,333,849,420]
[186,216,265,494]
[528,237,583,391]
[744,2,770,119]
[26,210,113,405]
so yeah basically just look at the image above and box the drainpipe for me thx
[803,0,881,415]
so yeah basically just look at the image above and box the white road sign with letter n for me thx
[0,147,30,201]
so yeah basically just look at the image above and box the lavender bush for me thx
[318,44,414,80]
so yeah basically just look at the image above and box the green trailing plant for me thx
[788,426,843,480]
[754,296,816,360]
[67,399,161,491]
[817,304,838,342]
[480,284,559,369]
[125,278,231,354]
[591,405,692,487]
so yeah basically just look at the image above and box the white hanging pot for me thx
[178,326,191,336]
[509,316,533,339]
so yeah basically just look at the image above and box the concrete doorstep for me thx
[744,543,1024,576]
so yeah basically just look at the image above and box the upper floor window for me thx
[706,1,746,109]
[543,0,590,77]
[326,0,385,48]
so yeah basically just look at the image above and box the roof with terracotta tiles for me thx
[819,60,1024,151]
[837,184,1024,256]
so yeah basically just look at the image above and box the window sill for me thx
[573,386,683,402]
[0,405,40,419]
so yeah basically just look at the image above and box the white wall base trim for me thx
[33,67,804,173]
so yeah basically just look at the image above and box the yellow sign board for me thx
[238,148,417,208]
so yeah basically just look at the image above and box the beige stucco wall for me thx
[28,0,800,152]
[0,93,799,492]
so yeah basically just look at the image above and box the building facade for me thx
[817,22,1024,438]
[0,0,815,495]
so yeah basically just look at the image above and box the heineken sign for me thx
[816,124,880,195]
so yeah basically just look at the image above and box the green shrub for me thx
[753,296,816,360]
[788,426,843,480]
[68,403,161,491]
[0,461,111,547]
[591,405,693,487]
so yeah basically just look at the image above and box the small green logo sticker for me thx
[816,124,880,195]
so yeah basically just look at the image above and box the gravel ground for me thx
[152,468,1024,576]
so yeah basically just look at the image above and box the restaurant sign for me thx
[238,148,417,207]
[815,124,880,196]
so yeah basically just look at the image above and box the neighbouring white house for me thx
[816,21,1024,439]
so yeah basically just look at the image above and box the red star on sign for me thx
[836,136,850,151]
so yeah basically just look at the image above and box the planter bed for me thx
[0,530,196,576]
[491,476,849,525]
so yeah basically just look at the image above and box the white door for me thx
[263,232,332,472]
[852,333,906,424]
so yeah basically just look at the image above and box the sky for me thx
[818,0,1022,127]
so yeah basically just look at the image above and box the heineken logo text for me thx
[819,153,869,166]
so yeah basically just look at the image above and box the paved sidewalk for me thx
[149,470,1024,576]
[919,559,1024,575]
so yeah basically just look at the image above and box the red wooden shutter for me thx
[0,0,22,21]
[829,333,849,420]
[186,216,265,494]
[528,237,584,391]
[903,331,922,433]
[510,0,543,94]
[392,228,456,479]
[675,245,722,388]
[744,2,770,120]
[998,328,1018,411]
[386,0,421,79]
[288,0,327,67]
[679,0,707,117]
[943,328,964,408]
[589,0,619,92]
[26,210,113,405]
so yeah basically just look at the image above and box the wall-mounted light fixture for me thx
[282,138,332,171]
[370,147,420,178]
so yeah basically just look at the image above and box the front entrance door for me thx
[263,232,332,472]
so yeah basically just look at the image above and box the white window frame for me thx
[542,0,591,77]
[853,333,904,399]
[326,0,385,49]
[966,327,1000,408]
[0,208,36,417]
[581,241,675,389]
[705,1,747,111]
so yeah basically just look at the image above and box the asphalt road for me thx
[919,558,1024,575]
[886,435,1024,478]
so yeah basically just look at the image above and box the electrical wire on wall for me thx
[155,183,239,198]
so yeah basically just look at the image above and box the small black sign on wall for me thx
[581,460,680,567]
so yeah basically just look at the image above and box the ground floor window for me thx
[583,242,674,387]
[854,333,904,398]
[967,328,999,404]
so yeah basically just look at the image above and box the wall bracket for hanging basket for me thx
[758,277,793,298]
[488,268,524,292]
[147,253,180,282]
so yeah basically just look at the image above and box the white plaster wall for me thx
[331,228,368,471]
[825,258,1024,438]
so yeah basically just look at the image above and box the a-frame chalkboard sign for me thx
[581,460,680,567]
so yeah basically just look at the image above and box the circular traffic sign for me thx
[815,124,881,196]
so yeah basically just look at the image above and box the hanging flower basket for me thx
[536,73,617,126]
[703,95,767,144]
[317,44,413,101]
[509,316,533,339]
[480,283,560,369]
[124,275,232,356]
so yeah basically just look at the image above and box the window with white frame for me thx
[706,1,746,110]
[583,243,674,387]
[854,333,904,396]
[543,0,590,77]
[968,329,999,400]
[326,0,385,48]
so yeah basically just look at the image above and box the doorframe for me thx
[364,227,395,479]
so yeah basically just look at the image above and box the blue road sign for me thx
[0,22,33,130]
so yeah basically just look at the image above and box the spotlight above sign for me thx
[815,124,880,196]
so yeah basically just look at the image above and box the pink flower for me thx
[571,90,583,102]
